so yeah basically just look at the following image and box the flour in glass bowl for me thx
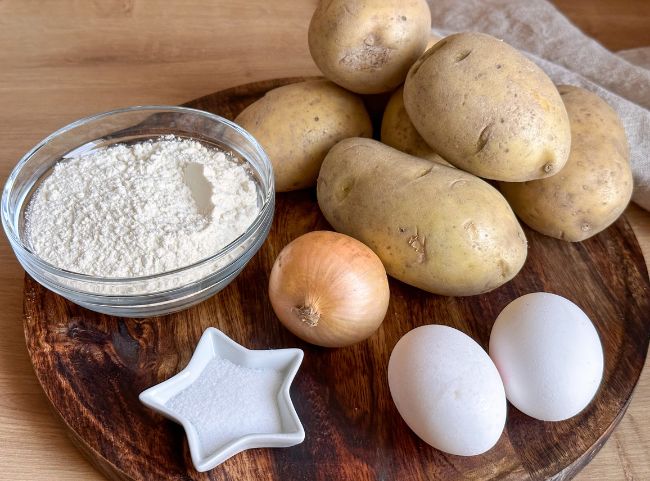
[25,136,260,278]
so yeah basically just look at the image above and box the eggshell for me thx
[388,325,506,456]
[489,292,604,422]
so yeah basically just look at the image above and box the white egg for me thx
[388,325,506,456]
[489,292,604,422]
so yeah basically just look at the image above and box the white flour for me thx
[25,136,260,277]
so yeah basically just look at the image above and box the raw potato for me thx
[317,138,528,296]
[379,34,449,164]
[426,33,442,50]
[308,0,432,94]
[235,79,372,192]
[404,32,571,182]
[500,85,633,241]
[381,85,452,166]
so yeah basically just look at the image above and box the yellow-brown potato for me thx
[426,33,442,50]
[378,34,447,164]
[317,138,528,296]
[380,85,452,166]
[404,32,571,182]
[235,80,372,192]
[308,0,431,94]
[500,85,633,241]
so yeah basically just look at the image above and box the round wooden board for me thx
[23,78,650,481]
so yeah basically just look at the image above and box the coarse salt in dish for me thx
[166,357,284,458]
[139,327,305,472]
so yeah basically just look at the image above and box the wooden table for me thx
[0,1,648,479]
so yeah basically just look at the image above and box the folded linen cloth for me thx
[427,0,650,211]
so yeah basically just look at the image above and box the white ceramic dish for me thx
[139,327,304,472]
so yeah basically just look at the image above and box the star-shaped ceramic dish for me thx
[139,327,305,472]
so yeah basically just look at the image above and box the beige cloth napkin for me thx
[427,0,650,211]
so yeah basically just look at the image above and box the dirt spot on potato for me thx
[340,36,392,71]
[407,233,426,264]
[335,178,355,202]
[497,259,510,279]
[463,220,479,242]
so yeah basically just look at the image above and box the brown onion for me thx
[268,231,390,347]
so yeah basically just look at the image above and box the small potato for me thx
[317,138,527,296]
[308,0,431,94]
[381,85,453,166]
[404,32,571,182]
[235,80,372,192]
[500,86,633,241]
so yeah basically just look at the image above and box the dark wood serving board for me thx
[23,78,650,481]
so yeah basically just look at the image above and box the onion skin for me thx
[269,231,390,347]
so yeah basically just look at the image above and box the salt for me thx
[166,357,284,457]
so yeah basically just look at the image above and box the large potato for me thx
[500,85,633,241]
[308,0,431,94]
[317,138,527,296]
[404,32,571,182]
[381,85,452,166]
[235,80,372,192]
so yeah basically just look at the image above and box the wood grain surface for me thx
[21,77,650,481]
[0,1,649,481]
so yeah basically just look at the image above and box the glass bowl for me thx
[1,106,274,317]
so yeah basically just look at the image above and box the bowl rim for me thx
[1,105,275,284]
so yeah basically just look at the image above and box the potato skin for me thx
[235,80,372,192]
[381,85,452,166]
[500,85,632,241]
[308,0,431,94]
[426,33,442,50]
[317,138,528,296]
[404,32,571,181]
